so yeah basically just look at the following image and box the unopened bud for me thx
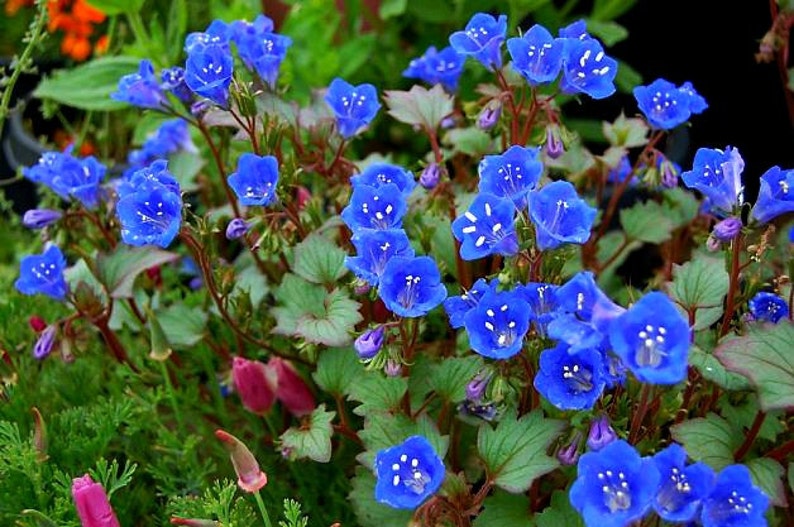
[419,163,441,190]
[72,474,121,527]
[23,209,62,229]
[31,407,48,462]
[232,357,275,415]
[266,357,316,418]
[170,518,220,527]
[225,218,251,240]
[659,158,680,188]
[544,124,564,159]
[384,359,402,377]
[33,325,57,360]
[465,371,490,401]
[477,100,502,130]
[712,217,743,242]
[215,429,268,493]
[28,316,47,333]
[354,326,385,360]
[587,415,618,451]
[556,433,582,466]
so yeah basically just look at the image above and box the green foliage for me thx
[279,499,309,527]
[473,490,533,526]
[670,413,742,471]
[384,84,455,132]
[279,405,336,463]
[666,253,729,330]
[292,233,349,286]
[620,200,674,244]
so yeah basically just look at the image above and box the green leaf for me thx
[65,258,107,305]
[279,405,335,463]
[615,60,642,93]
[714,321,794,411]
[155,303,208,349]
[591,0,638,23]
[271,274,327,335]
[745,458,787,507]
[586,20,629,46]
[313,347,363,396]
[295,289,362,347]
[33,56,142,111]
[665,254,729,330]
[292,233,348,285]
[788,462,794,495]
[620,200,674,244]
[349,466,412,527]
[97,245,179,299]
[165,0,188,64]
[379,0,407,18]
[688,346,750,391]
[442,127,498,158]
[431,356,484,402]
[384,84,454,131]
[670,413,741,471]
[85,0,144,14]
[348,373,408,416]
[357,413,447,468]
[168,151,205,192]
[477,410,565,493]
[473,489,533,527]
[337,34,377,79]
[535,490,584,527]
[602,112,648,148]
[661,187,700,229]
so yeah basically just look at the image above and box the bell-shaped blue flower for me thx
[554,271,625,331]
[449,13,507,70]
[748,291,789,323]
[325,78,381,139]
[184,19,230,53]
[560,39,618,100]
[750,165,794,224]
[534,343,606,410]
[700,464,769,527]
[228,154,280,206]
[463,289,531,360]
[23,147,106,209]
[443,278,499,329]
[111,59,166,109]
[652,443,715,523]
[379,256,447,318]
[117,179,182,249]
[569,439,660,527]
[117,159,180,200]
[345,228,415,286]
[478,145,543,208]
[548,313,609,355]
[184,44,234,107]
[608,291,690,385]
[633,78,708,130]
[241,32,292,88]
[160,66,192,103]
[528,180,597,251]
[507,24,565,86]
[516,282,559,336]
[452,193,519,260]
[15,244,69,301]
[402,45,466,91]
[559,19,591,41]
[341,183,407,232]
[351,162,417,197]
[374,435,445,509]
[681,146,745,215]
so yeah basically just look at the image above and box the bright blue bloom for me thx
[184,19,230,53]
[229,14,274,42]
[160,66,192,103]
[351,163,417,197]
[559,19,590,41]
[345,228,415,286]
[15,244,69,300]
[528,180,597,251]
[23,147,105,209]
[463,289,531,360]
[516,282,559,336]
[184,44,234,107]
[355,326,385,360]
[570,440,660,527]
[560,39,618,100]
[443,278,499,329]
[225,218,250,240]
[228,154,280,206]
[652,443,715,523]
[554,271,624,330]
[325,78,381,139]
[700,464,769,527]
[748,291,789,323]
[534,343,606,410]
[234,28,292,88]
[117,159,180,200]
[117,173,182,249]
[681,146,745,215]
[341,183,406,232]
[750,165,794,223]
[133,119,196,165]
[547,313,609,355]
[449,13,507,70]
[374,435,445,509]
[379,256,447,318]
[452,193,519,260]
[507,24,564,86]
[402,45,466,91]
[22,209,62,229]
[111,59,165,109]
[608,291,690,385]
[478,145,543,208]
[633,78,708,130]
[586,415,618,451]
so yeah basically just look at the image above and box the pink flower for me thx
[71,474,121,527]
[266,357,315,417]
[231,356,275,415]
[214,429,268,493]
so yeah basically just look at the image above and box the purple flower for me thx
[15,244,69,300]
[463,288,531,360]
[419,163,441,190]
[465,370,491,401]
[748,291,789,323]
[374,436,445,509]
[22,209,62,229]
[325,78,381,139]
[354,326,385,360]
[633,78,708,130]
[700,464,769,527]
[545,124,564,159]
[351,162,416,197]
[557,433,582,466]
[378,256,447,318]
[478,145,543,208]
[449,13,507,70]
[750,165,794,224]
[111,59,165,109]
[507,24,565,86]
[225,218,251,240]
[652,443,715,523]
[559,39,618,100]
[184,44,234,107]
[228,154,280,206]
[712,217,743,242]
[477,100,502,130]
[534,343,606,410]
[345,228,415,286]
[33,325,57,359]
[402,45,466,91]
[681,146,745,215]
[586,415,618,451]
[452,193,519,260]
[528,180,597,251]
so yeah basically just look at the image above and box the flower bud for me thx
[556,433,582,466]
[712,217,743,242]
[225,218,250,240]
[31,407,48,462]
[190,100,211,118]
[214,429,268,493]
[33,325,57,360]
[659,158,680,188]
[544,124,564,159]
[266,357,315,417]
[23,209,62,229]
[296,186,312,210]
[586,414,618,451]
[353,280,371,296]
[465,371,490,401]
[419,163,441,190]
[354,327,385,360]
[232,357,275,415]
[440,116,456,129]
[477,100,502,130]
[72,474,121,527]
[384,359,402,377]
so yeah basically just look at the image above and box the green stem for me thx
[253,490,274,527]
[158,360,186,436]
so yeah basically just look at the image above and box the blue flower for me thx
[633,78,708,130]
[608,291,690,385]
[681,146,745,215]
[559,19,591,41]
[548,314,609,355]
[345,228,415,286]
[231,18,292,88]
[22,147,106,209]
[402,45,466,91]
[528,181,597,251]
[449,13,507,70]
[341,183,406,232]
[554,271,624,330]
[132,119,196,165]
[184,19,230,53]
[229,14,273,43]
[443,278,499,329]
[15,244,69,300]
[534,343,606,410]
[516,282,559,336]
[700,464,769,527]
[374,435,445,509]
[560,39,618,100]
[651,443,715,523]
[478,145,543,208]
[354,326,385,360]
[507,24,565,86]
[117,159,180,200]
[325,78,381,139]
[116,167,182,249]
[379,256,447,318]
[184,44,234,107]
[606,155,634,185]
[351,162,417,197]
[463,288,531,359]
[111,59,166,109]
[228,154,280,206]
[748,291,789,323]
[586,415,618,451]
[569,440,660,527]
[452,193,519,260]
[750,165,794,224]
[160,66,192,103]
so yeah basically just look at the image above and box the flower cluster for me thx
[23,146,106,209]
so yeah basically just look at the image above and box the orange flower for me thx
[5,0,35,15]
[46,0,106,61]
[61,32,92,61]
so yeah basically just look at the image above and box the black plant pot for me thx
[0,96,47,215]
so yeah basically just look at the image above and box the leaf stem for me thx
[734,410,766,462]
[719,234,743,337]
[253,490,274,527]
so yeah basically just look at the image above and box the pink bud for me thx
[214,429,268,493]
[71,474,121,527]
[296,186,312,210]
[232,357,275,415]
[266,357,315,417]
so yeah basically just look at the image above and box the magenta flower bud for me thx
[384,359,402,377]
[266,357,316,417]
[465,371,491,401]
[419,163,441,190]
[71,474,121,527]
[215,429,268,493]
[587,415,618,451]
[225,218,250,240]
[231,356,275,415]
[23,209,63,229]
[477,100,502,130]
[354,326,385,360]
[545,125,564,159]
[712,217,743,242]
[33,325,57,360]
[556,433,582,466]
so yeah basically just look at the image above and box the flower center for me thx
[634,324,668,367]
[483,304,517,347]
[398,274,422,309]
[391,454,431,495]
[656,467,692,513]
[562,362,594,393]
[598,470,632,513]
[709,490,754,522]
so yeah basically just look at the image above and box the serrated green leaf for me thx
[97,245,179,299]
[478,410,565,493]
[620,200,674,244]
[272,274,327,335]
[85,0,144,14]
[670,413,741,471]
[688,346,750,391]
[666,254,728,330]
[292,233,348,285]
[313,347,363,396]
[348,373,408,416]
[155,303,208,349]
[661,187,699,229]
[745,457,787,507]
[279,405,335,463]
[602,112,648,148]
[431,356,484,402]
[295,289,362,347]
[473,489,533,527]
[349,466,412,527]
[714,321,794,411]
[357,413,447,468]
[535,490,584,527]
[384,84,454,131]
